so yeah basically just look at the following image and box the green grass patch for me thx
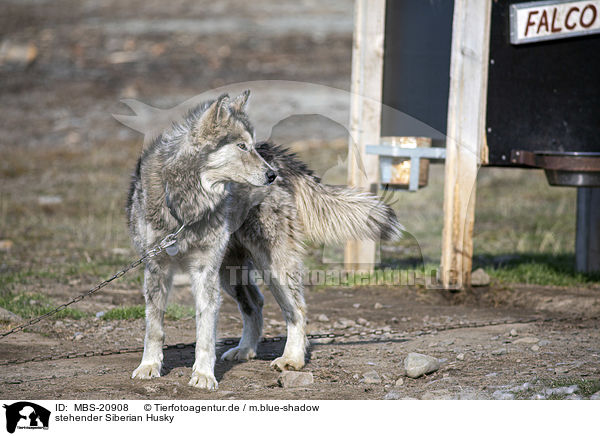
[476,253,600,286]
[100,304,195,321]
[101,305,145,321]
[0,291,87,320]
[165,304,195,320]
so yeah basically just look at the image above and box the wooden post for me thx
[441,0,492,289]
[345,0,386,271]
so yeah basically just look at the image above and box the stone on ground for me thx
[404,353,440,378]
[278,371,314,388]
[470,268,490,286]
[0,307,21,323]
[360,370,381,384]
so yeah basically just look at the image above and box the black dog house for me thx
[350,0,600,285]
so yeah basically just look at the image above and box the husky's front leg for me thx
[188,253,223,390]
[132,260,173,379]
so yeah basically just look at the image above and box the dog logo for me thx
[3,402,50,433]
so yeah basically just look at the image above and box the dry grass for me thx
[0,137,596,304]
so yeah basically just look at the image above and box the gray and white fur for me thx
[127,91,404,390]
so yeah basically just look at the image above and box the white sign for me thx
[510,0,600,44]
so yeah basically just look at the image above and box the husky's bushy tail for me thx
[294,176,405,244]
[254,141,405,245]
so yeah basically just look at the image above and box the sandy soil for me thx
[1,0,599,401]
[1,283,599,400]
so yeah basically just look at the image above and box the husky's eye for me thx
[237,142,248,151]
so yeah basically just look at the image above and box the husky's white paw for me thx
[270,355,305,372]
[188,371,218,390]
[221,346,257,362]
[132,362,161,379]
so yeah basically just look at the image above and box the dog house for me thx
[346,0,600,287]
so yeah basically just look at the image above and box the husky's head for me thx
[190,90,277,187]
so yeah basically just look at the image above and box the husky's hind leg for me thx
[220,248,264,362]
[132,260,173,379]
[254,250,306,371]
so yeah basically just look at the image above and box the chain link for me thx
[2,314,598,367]
[0,225,185,339]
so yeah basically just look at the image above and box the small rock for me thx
[356,317,368,326]
[339,318,356,328]
[471,268,491,286]
[590,391,600,400]
[509,329,518,337]
[538,339,551,346]
[421,389,455,400]
[0,41,38,69]
[491,348,507,356]
[317,314,329,322]
[0,240,14,252]
[404,352,440,378]
[0,307,21,323]
[492,390,514,400]
[544,385,579,396]
[456,353,465,361]
[361,370,381,384]
[374,302,383,310]
[73,332,84,341]
[384,390,402,400]
[531,345,540,352]
[512,382,531,392]
[95,311,105,318]
[395,378,404,387]
[37,195,63,206]
[310,337,334,345]
[514,337,539,344]
[278,371,314,388]
[352,303,360,309]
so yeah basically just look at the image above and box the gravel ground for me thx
[1,284,599,400]
[1,0,598,401]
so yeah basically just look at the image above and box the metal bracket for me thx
[366,145,447,191]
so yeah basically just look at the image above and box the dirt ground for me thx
[1,0,599,401]
[1,282,600,400]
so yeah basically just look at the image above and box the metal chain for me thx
[0,225,185,339]
[2,313,598,367]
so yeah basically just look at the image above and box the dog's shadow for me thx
[161,339,306,381]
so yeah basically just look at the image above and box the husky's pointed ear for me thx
[195,94,231,137]
[230,89,250,112]
[208,93,231,122]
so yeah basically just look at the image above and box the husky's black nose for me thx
[265,169,278,185]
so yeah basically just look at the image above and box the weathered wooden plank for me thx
[441,0,492,288]
[344,0,386,271]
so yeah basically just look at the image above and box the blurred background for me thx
[0,0,594,319]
